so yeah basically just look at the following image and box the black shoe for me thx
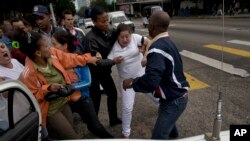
[100,89,105,95]
[42,136,53,141]
[88,126,114,138]
[110,118,122,127]
[169,129,179,139]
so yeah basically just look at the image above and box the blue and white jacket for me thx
[132,32,189,101]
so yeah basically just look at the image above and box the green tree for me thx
[0,0,76,21]
[77,6,88,18]
[91,0,109,11]
[49,0,76,18]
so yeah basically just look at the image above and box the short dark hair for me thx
[22,18,31,27]
[116,23,132,38]
[62,10,73,19]
[150,11,170,32]
[10,17,31,27]
[13,29,42,60]
[52,29,77,53]
[10,17,21,25]
[89,7,106,21]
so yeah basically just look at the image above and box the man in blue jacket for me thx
[123,11,189,139]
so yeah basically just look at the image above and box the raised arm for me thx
[140,37,151,67]
[51,47,98,69]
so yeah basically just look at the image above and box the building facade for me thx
[74,0,92,11]
[116,0,171,16]
[116,0,250,16]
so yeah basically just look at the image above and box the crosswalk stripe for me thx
[180,50,249,77]
[227,40,250,46]
[204,44,250,58]
[185,73,209,90]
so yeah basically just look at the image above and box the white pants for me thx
[120,84,159,137]
[120,68,159,137]
[120,83,135,137]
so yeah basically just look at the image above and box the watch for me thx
[129,79,133,87]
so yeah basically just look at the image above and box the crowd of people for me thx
[0,4,189,140]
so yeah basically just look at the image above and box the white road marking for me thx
[169,24,176,27]
[135,24,176,31]
[230,28,250,31]
[227,40,250,46]
[136,28,148,32]
[180,50,249,77]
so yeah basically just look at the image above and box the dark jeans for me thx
[89,72,119,124]
[70,98,113,138]
[152,96,188,139]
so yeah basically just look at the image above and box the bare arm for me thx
[141,37,151,67]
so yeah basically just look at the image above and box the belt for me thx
[160,93,188,103]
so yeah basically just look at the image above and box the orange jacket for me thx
[19,48,92,126]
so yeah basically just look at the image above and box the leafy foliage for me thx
[77,6,88,18]
[0,0,75,21]
[91,0,109,11]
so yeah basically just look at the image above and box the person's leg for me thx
[169,125,179,139]
[47,104,79,139]
[100,74,121,126]
[71,98,113,138]
[83,98,113,138]
[41,126,53,141]
[151,96,188,139]
[88,66,102,115]
[61,103,74,126]
[89,79,101,115]
[121,85,135,138]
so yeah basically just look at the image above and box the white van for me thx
[108,11,135,32]
[142,6,163,28]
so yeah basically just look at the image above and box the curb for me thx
[131,14,250,20]
[172,14,250,19]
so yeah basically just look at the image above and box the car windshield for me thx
[152,7,162,13]
[112,16,127,23]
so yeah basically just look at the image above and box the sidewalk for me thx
[172,13,250,19]
[131,13,250,20]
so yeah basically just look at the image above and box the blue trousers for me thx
[152,96,188,139]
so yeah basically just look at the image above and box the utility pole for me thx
[161,0,164,9]
[49,3,57,28]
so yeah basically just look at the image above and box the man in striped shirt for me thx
[123,11,189,139]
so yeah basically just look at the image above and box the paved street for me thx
[77,17,250,139]
[135,17,250,136]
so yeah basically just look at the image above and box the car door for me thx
[0,80,42,141]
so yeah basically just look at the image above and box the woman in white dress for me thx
[108,23,155,138]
